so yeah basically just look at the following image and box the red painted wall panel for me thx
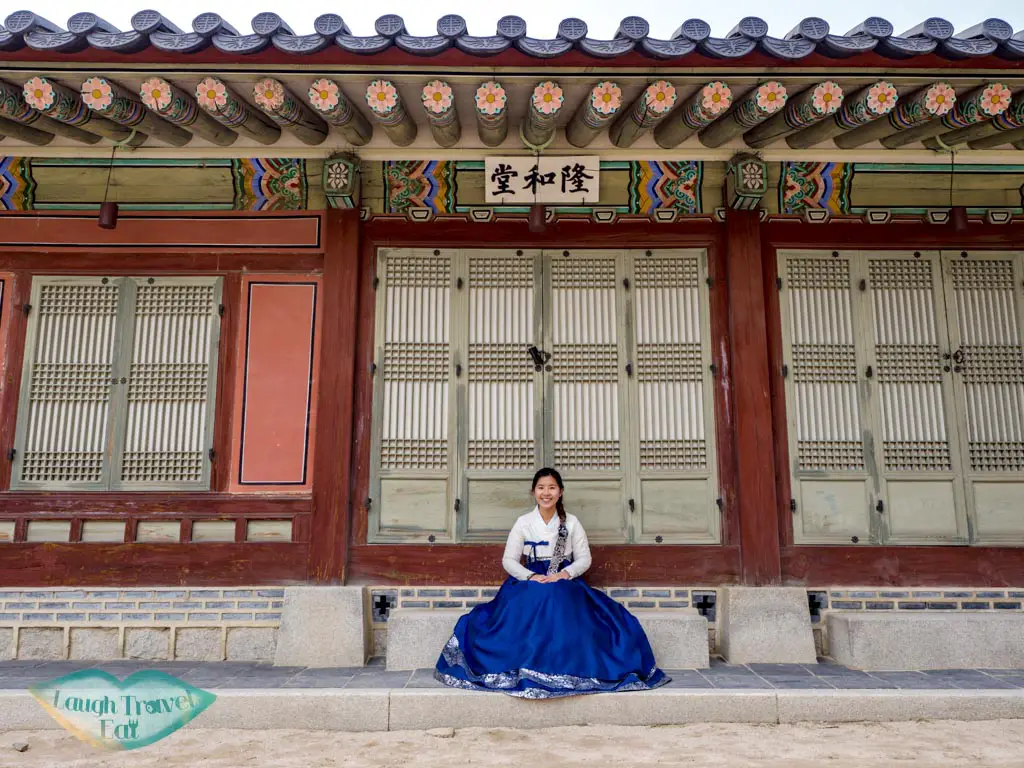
[231,277,321,491]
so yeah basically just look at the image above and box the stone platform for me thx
[3,659,1023,731]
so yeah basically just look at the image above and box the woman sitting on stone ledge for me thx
[434,467,669,698]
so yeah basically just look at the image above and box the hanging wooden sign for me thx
[484,156,599,205]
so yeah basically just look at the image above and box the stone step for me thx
[385,607,709,671]
[827,612,1024,670]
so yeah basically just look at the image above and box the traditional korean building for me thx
[0,9,1022,663]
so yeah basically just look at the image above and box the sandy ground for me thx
[3,721,1024,767]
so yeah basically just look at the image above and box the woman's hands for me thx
[529,571,571,584]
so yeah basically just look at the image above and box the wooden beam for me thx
[0,543,307,586]
[23,76,145,145]
[699,82,787,149]
[608,80,676,148]
[138,76,238,147]
[882,83,1010,149]
[474,81,508,147]
[195,77,281,146]
[932,95,1024,148]
[306,78,372,147]
[348,544,742,586]
[725,209,781,586]
[654,81,732,149]
[0,272,28,492]
[308,209,361,583]
[418,80,459,148]
[786,81,898,149]
[745,81,843,149]
[252,77,328,146]
[835,82,955,149]
[566,81,622,149]
[0,114,52,145]
[0,493,310,515]
[969,127,1024,150]
[364,79,417,147]
[782,546,1024,588]
[522,80,563,148]
[80,76,192,147]
[0,79,99,144]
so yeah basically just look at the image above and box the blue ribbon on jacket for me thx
[523,540,548,564]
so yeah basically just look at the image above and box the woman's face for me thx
[533,476,561,511]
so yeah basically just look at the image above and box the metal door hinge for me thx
[709,363,717,375]
[22,303,31,316]
[454,498,461,513]
[782,363,789,378]
[7,448,15,462]
[218,304,225,317]
[366,497,372,509]
[776,277,783,290]
[706,277,713,288]
[716,497,724,510]
[370,362,377,375]
[372,276,379,290]
[790,498,797,513]
[208,448,216,461]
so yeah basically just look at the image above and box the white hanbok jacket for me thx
[501,507,592,581]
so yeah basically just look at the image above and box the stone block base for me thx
[632,610,710,669]
[386,609,462,671]
[717,587,817,664]
[827,612,1024,670]
[69,628,118,660]
[274,587,368,668]
[386,608,710,671]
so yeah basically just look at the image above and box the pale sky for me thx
[12,0,1024,40]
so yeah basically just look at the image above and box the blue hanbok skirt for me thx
[434,559,670,698]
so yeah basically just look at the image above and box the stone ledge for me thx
[827,612,1024,670]
[776,690,1024,723]
[4,689,1022,731]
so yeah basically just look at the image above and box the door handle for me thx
[527,346,551,371]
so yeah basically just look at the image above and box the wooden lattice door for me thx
[371,248,720,544]
[780,249,1024,545]
[942,252,1024,543]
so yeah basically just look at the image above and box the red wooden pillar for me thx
[724,210,782,585]
[308,209,361,583]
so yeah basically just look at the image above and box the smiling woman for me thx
[433,467,669,698]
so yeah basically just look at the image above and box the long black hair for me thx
[531,467,566,524]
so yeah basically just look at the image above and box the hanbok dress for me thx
[434,507,669,698]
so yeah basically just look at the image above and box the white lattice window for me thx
[370,248,718,544]
[11,276,222,491]
[779,250,1024,546]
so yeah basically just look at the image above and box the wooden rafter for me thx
[80,76,192,146]
[194,76,281,146]
[251,77,328,146]
[306,78,373,147]
[609,81,676,148]
[363,79,416,147]
[138,76,238,147]
[699,82,787,149]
